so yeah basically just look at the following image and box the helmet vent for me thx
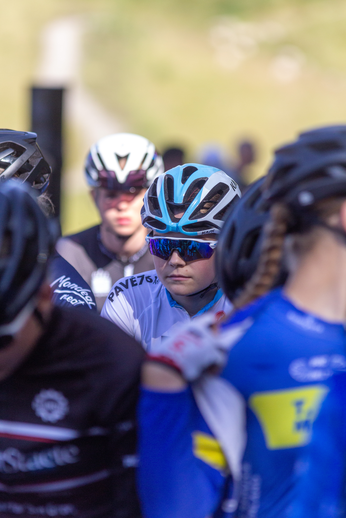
[189,183,230,220]
[140,153,148,169]
[270,163,296,183]
[241,230,260,261]
[164,174,175,202]
[164,174,184,222]
[97,152,107,171]
[308,141,343,153]
[182,166,198,184]
[246,184,263,209]
[144,217,166,230]
[214,195,240,221]
[182,221,219,233]
[183,178,208,205]
[147,178,162,217]
[115,154,129,170]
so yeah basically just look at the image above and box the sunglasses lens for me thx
[148,238,214,261]
[148,239,172,260]
[183,241,214,260]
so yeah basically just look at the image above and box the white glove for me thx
[147,313,247,382]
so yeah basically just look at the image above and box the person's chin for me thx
[166,282,195,297]
[112,225,135,236]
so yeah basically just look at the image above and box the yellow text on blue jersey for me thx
[249,384,329,449]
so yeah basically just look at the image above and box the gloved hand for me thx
[147,313,248,382]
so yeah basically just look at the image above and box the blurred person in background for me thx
[229,138,257,191]
[57,133,164,311]
[101,163,241,351]
[162,145,185,171]
[0,129,96,311]
[198,143,229,173]
[0,181,144,518]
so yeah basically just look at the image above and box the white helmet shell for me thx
[85,132,164,189]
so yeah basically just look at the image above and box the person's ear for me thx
[36,282,53,315]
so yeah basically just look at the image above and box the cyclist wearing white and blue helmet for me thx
[138,126,346,518]
[101,164,241,351]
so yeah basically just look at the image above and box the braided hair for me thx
[231,203,290,310]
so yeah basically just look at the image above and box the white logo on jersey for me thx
[289,354,346,382]
[286,311,324,333]
[32,389,69,423]
[91,269,112,296]
[0,445,79,473]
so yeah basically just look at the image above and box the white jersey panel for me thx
[101,269,232,352]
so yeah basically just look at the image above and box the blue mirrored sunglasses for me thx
[146,236,216,262]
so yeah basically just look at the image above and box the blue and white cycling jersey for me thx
[49,253,96,310]
[138,289,346,518]
[101,269,232,351]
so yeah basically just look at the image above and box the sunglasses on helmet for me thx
[146,236,217,262]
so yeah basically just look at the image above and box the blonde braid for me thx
[231,203,290,311]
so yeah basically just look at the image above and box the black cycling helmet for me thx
[0,181,56,337]
[262,125,346,211]
[0,130,51,193]
[216,178,268,301]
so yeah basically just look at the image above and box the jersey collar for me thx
[165,288,223,317]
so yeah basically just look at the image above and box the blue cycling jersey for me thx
[138,289,346,518]
[291,371,346,518]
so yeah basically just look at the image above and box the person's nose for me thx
[169,250,186,267]
[114,194,131,209]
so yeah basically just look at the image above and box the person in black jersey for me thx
[0,129,97,311]
[56,133,164,311]
[0,181,144,518]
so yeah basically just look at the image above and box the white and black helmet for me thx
[85,133,164,191]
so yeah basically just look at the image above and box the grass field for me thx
[82,0,346,176]
[1,0,346,233]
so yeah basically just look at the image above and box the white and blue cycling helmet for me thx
[141,163,241,237]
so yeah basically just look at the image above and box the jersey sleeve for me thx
[291,373,346,518]
[101,286,140,341]
[56,237,84,272]
[49,253,97,311]
[138,386,226,518]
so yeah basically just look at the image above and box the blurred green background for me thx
[3,0,346,233]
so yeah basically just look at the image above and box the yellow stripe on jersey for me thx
[192,432,227,471]
[249,384,329,450]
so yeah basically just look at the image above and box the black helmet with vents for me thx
[262,125,346,210]
[216,177,288,301]
[0,129,51,193]
[0,181,56,335]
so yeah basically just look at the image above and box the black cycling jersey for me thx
[49,253,96,311]
[0,306,144,518]
[56,225,154,311]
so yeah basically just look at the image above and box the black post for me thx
[30,87,64,220]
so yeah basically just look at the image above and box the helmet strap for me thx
[186,282,219,299]
[33,307,46,327]
[0,300,36,351]
[293,212,346,245]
